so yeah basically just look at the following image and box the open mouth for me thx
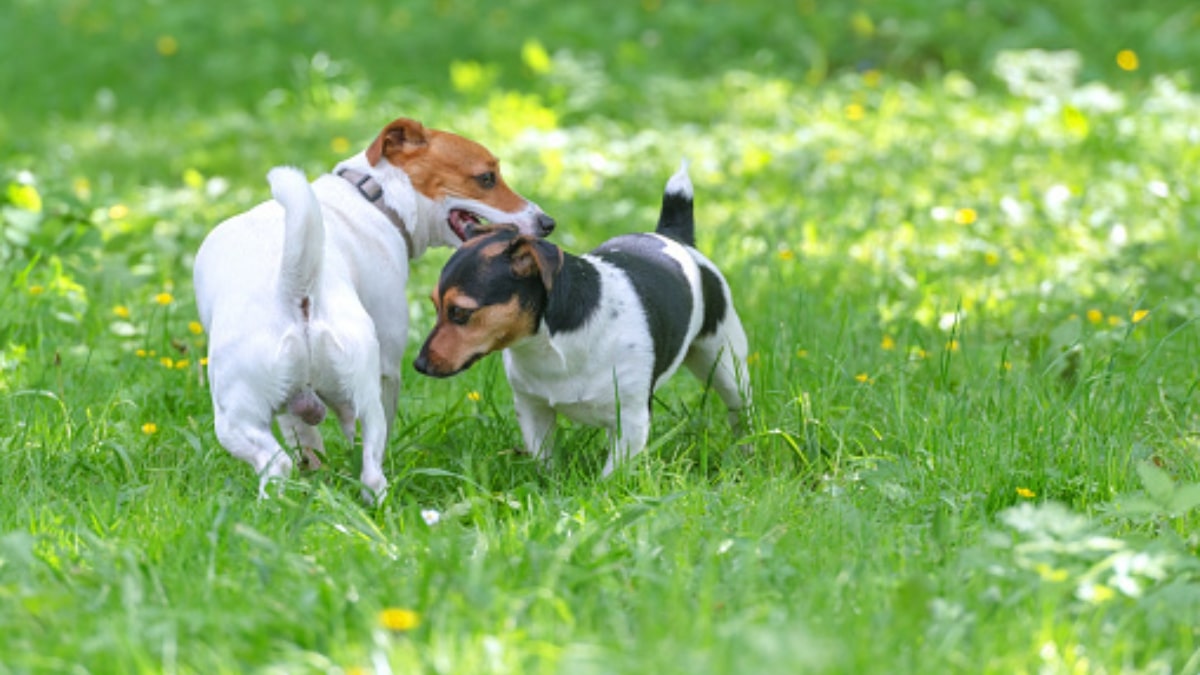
[448,209,487,241]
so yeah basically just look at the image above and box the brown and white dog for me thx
[193,117,553,502]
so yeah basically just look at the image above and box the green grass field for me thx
[3,1,1200,672]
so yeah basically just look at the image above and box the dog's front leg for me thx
[512,390,557,468]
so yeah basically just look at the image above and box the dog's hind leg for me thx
[277,412,326,470]
[684,331,752,435]
[214,405,294,498]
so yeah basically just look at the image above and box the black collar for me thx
[335,167,415,259]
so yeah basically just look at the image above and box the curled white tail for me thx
[268,166,324,302]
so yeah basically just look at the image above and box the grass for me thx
[3,0,1200,672]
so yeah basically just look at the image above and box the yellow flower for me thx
[466,390,482,402]
[777,249,795,261]
[28,285,45,296]
[200,357,209,367]
[844,103,865,121]
[854,373,872,384]
[880,335,896,351]
[1131,309,1149,324]
[747,352,761,366]
[1107,315,1121,327]
[1116,49,1138,72]
[796,348,808,359]
[1085,584,1115,603]
[154,292,174,306]
[108,203,129,220]
[1034,562,1068,582]
[73,177,92,200]
[954,208,977,225]
[1016,487,1036,498]
[135,349,148,358]
[1086,309,1103,324]
[160,357,175,368]
[188,321,204,335]
[1002,360,1012,371]
[174,359,190,370]
[862,69,881,87]
[182,168,204,189]
[946,339,960,352]
[909,347,927,360]
[113,305,131,319]
[331,136,351,154]
[156,35,178,57]
[378,608,420,632]
[984,251,1000,266]
[521,39,552,74]
[141,423,158,435]
[9,183,42,213]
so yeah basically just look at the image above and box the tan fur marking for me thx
[422,296,536,375]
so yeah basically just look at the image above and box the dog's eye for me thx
[447,305,474,326]
[475,172,497,189]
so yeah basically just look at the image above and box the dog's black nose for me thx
[537,213,556,236]
[413,353,430,375]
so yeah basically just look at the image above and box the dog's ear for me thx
[508,235,562,292]
[366,118,428,166]
[465,221,519,240]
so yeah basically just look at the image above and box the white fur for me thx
[502,235,751,477]
[194,147,548,502]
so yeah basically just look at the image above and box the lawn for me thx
[2,1,1200,673]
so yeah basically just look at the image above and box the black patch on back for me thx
[697,264,728,337]
[592,234,693,388]
[544,254,601,334]
[655,192,694,246]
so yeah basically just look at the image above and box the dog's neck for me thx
[335,166,415,259]
[335,153,449,258]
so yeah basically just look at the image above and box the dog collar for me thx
[335,167,416,259]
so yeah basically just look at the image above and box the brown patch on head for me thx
[416,288,539,377]
[366,117,529,213]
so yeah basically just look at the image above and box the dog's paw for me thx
[360,472,388,506]
[298,448,324,471]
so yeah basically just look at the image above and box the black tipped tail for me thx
[655,160,694,246]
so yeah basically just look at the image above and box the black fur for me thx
[544,254,601,334]
[437,230,546,313]
[591,234,693,388]
[697,264,728,337]
[655,191,694,246]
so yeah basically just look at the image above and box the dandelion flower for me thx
[188,321,204,335]
[378,608,420,632]
[160,357,175,368]
[200,357,209,367]
[946,339,960,352]
[796,348,808,359]
[747,352,761,366]
[466,390,482,402]
[1115,49,1138,72]
[108,204,129,220]
[154,292,174,306]
[28,285,45,296]
[174,359,190,370]
[777,249,795,262]
[854,373,871,384]
[141,423,158,435]
[113,305,131,319]
[1086,309,1103,324]
[330,136,351,154]
[1132,309,1149,324]
[135,349,148,358]
[1107,315,1121,327]
[156,35,178,57]
[1016,487,1035,498]
[844,103,865,121]
[984,251,1000,266]
[880,335,895,351]
[954,208,977,225]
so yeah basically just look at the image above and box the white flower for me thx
[420,509,441,527]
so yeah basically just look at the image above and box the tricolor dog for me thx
[414,163,750,476]
[193,117,554,501]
